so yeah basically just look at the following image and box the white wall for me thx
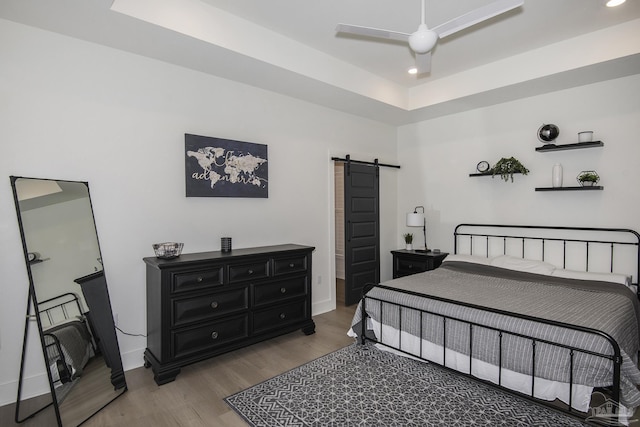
[397,74,640,254]
[0,19,398,405]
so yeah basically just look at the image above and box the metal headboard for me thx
[454,224,640,295]
[37,292,84,328]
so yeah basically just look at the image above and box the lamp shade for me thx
[406,212,424,227]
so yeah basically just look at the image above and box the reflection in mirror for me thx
[10,177,126,426]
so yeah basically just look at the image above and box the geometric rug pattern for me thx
[225,343,587,426]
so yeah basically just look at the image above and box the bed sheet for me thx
[349,319,593,411]
[350,262,640,409]
[44,319,93,383]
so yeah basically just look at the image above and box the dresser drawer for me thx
[172,287,248,327]
[171,267,224,294]
[252,300,307,334]
[273,255,308,276]
[253,276,307,307]
[396,258,428,275]
[228,260,269,283]
[171,314,248,359]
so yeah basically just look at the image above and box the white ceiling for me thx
[203,0,639,86]
[2,0,640,125]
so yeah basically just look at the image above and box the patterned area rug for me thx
[225,343,588,426]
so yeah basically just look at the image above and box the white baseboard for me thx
[0,372,50,408]
[0,347,146,409]
[313,299,335,317]
[121,346,145,371]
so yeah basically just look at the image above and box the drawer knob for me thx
[248,269,254,275]
[196,276,203,283]
[211,331,219,340]
[289,263,295,268]
[279,313,286,320]
[280,287,286,294]
[408,264,413,269]
[210,301,219,309]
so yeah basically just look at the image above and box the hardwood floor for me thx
[6,303,638,426]
[1,304,357,427]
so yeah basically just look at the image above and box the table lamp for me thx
[406,206,427,252]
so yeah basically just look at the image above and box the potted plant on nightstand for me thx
[491,157,530,182]
[403,233,413,250]
[577,171,600,187]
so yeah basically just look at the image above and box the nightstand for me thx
[391,250,449,278]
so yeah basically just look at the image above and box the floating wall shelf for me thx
[535,186,603,192]
[535,141,604,152]
[469,172,523,177]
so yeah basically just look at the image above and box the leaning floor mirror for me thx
[10,177,126,426]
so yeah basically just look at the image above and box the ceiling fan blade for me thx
[432,0,524,39]
[415,52,432,74]
[335,24,410,43]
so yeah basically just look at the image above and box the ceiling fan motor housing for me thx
[409,25,438,53]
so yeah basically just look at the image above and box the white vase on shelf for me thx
[552,163,563,188]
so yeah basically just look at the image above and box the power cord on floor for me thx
[115,325,146,337]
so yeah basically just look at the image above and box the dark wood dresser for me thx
[143,244,315,385]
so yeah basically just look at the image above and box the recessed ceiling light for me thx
[408,67,418,75]
[606,0,626,7]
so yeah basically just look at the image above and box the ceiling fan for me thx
[335,0,524,75]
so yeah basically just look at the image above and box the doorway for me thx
[334,161,380,306]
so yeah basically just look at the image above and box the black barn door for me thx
[344,162,380,305]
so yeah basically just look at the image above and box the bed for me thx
[38,293,95,398]
[350,224,640,424]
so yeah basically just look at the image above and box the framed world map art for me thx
[185,134,268,198]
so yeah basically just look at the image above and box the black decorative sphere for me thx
[538,124,560,143]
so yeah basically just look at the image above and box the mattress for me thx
[350,261,640,410]
[44,318,93,383]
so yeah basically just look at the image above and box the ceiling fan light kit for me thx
[336,0,524,75]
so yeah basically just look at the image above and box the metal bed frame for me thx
[454,224,640,294]
[38,293,92,386]
[359,224,640,423]
[15,293,92,423]
[38,293,84,328]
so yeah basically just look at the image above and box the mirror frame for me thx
[10,176,127,426]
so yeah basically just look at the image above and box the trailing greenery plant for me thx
[403,233,413,244]
[491,157,530,182]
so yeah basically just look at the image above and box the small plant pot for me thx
[405,244,413,250]
[576,171,599,187]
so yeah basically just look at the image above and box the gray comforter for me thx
[44,320,93,379]
[351,261,640,408]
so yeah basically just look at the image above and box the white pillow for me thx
[42,315,83,330]
[551,268,633,288]
[442,254,493,265]
[490,255,556,275]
